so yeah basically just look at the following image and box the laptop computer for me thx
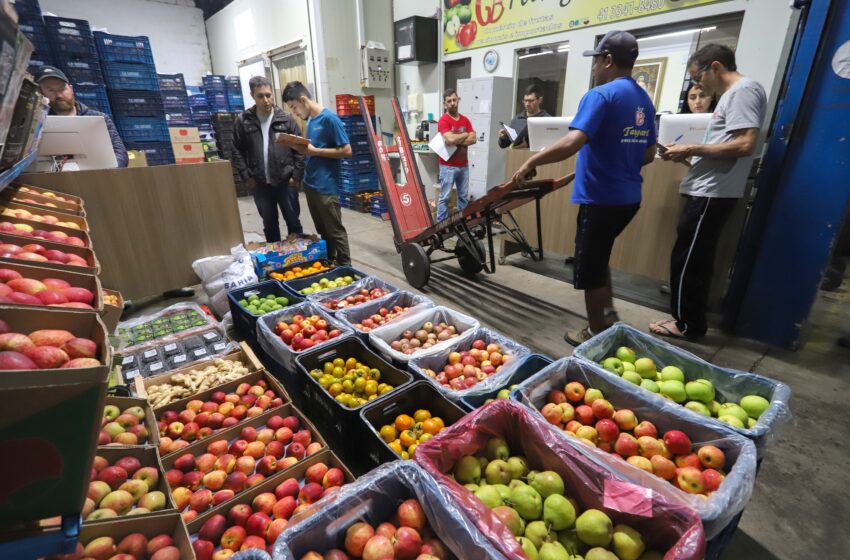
[527,116,574,152]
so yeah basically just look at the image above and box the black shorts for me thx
[573,203,640,290]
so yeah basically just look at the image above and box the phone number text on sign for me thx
[597,0,667,22]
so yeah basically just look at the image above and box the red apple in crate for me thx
[9,292,41,305]
[23,346,70,369]
[29,329,75,347]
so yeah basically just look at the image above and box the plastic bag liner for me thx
[335,290,435,339]
[233,551,271,560]
[116,301,216,352]
[408,327,532,403]
[193,244,259,317]
[256,300,353,373]
[368,306,480,366]
[313,276,401,314]
[573,322,792,456]
[511,357,757,539]
[271,461,509,560]
[414,399,706,560]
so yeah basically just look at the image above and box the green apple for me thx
[484,437,510,461]
[615,346,636,364]
[507,456,529,480]
[659,365,685,382]
[528,470,565,499]
[601,357,624,375]
[708,400,722,416]
[525,520,556,549]
[575,509,613,547]
[640,379,660,393]
[659,380,687,403]
[747,417,757,428]
[684,401,711,417]
[484,459,513,485]
[517,536,539,560]
[543,493,576,531]
[557,530,583,555]
[612,524,645,560]
[454,455,481,484]
[511,484,543,521]
[634,358,657,379]
[717,403,749,424]
[685,379,715,403]
[493,484,512,502]
[621,361,636,372]
[740,395,770,419]
[497,388,511,399]
[621,370,642,385]
[718,415,745,429]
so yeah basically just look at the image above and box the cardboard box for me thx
[247,236,329,278]
[86,446,176,523]
[134,342,265,400]
[0,231,100,275]
[101,395,160,447]
[100,288,124,334]
[127,150,148,167]
[3,184,85,216]
[172,141,205,164]
[7,182,85,207]
[0,260,103,311]
[169,126,201,144]
[1,200,89,230]
[187,448,354,537]
[0,212,93,246]
[0,307,109,526]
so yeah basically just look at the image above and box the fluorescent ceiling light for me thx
[519,51,552,59]
[638,26,717,42]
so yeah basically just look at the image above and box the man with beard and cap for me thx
[34,65,128,167]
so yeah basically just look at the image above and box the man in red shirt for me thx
[436,88,476,222]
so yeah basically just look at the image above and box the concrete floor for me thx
[141,194,850,559]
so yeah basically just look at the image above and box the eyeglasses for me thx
[692,65,712,83]
[40,83,69,95]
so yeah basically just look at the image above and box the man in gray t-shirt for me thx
[650,44,766,340]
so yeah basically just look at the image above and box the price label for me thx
[212,342,228,353]
[124,369,139,380]
[203,332,219,341]
[122,355,136,366]
[164,343,178,352]
[149,362,164,373]
[193,348,209,358]
[143,349,158,359]
[172,355,187,365]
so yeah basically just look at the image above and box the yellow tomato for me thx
[388,440,403,455]
[333,358,345,368]
[413,409,432,423]
[364,380,378,396]
[395,414,414,432]
[328,383,343,396]
[399,429,417,447]
[345,358,357,370]
[408,443,418,457]
[431,416,445,431]
[422,418,442,436]
[418,433,433,443]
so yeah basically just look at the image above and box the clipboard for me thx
[276,133,310,146]
[500,122,518,142]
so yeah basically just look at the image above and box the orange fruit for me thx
[388,440,403,455]
[422,418,441,435]
[413,409,431,423]
[431,417,445,431]
[379,424,397,443]
[394,414,414,432]
[399,430,417,447]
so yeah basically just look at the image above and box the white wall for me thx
[205,0,311,79]
[40,0,211,85]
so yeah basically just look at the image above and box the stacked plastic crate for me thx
[93,31,172,166]
[188,93,213,140]
[158,73,191,128]
[336,94,378,197]
[211,112,248,196]
[11,0,54,76]
[224,76,244,112]
[42,16,113,117]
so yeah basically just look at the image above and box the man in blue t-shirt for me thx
[281,81,353,265]
[513,30,657,346]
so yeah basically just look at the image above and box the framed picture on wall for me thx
[632,58,667,107]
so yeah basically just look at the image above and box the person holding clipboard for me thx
[435,88,476,223]
[498,83,551,149]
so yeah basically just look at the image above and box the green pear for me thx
[543,493,576,531]
[684,401,711,417]
[556,530,584,555]
[510,484,543,521]
[475,485,504,509]
[539,541,571,560]
[485,437,511,461]
[575,509,613,547]
[485,459,513,484]
[585,547,618,560]
[640,379,660,393]
[622,370,642,385]
[740,395,770,419]
[615,346,636,364]
[493,484,512,502]
[529,471,565,499]
[509,479,527,489]
[497,388,511,399]
[507,456,530,480]
[454,455,481,484]
[464,483,479,492]
[612,524,645,560]
[525,520,556,549]
[747,417,757,428]
[478,456,489,470]
[518,537,539,560]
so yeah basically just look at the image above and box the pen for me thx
[674,134,684,143]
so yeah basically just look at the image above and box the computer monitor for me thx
[527,116,574,152]
[657,113,712,146]
[29,115,118,172]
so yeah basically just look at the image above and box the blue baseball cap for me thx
[583,30,639,64]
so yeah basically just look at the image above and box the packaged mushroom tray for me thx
[134,342,265,409]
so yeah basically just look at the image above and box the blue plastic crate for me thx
[202,75,226,87]
[157,73,186,92]
[101,61,159,90]
[115,115,169,142]
[44,16,97,58]
[74,84,111,116]
[93,32,153,65]
[165,111,192,126]
[57,58,103,85]
[43,15,90,32]
[107,89,164,117]
[126,141,175,166]
[9,0,43,20]
[161,91,189,108]
[188,95,208,107]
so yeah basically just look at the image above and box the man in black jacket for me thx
[498,83,551,149]
[232,76,304,242]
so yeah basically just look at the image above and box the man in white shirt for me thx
[650,44,767,340]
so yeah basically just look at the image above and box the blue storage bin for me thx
[101,61,159,90]
[161,91,189,108]
[74,84,111,116]
[126,141,174,166]
[9,0,43,20]
[108,89,165,117]
[165,112,192,126]
[115,115,169,142]
[93,32,153,65]
[58,58,103,85]
[202,74,226,87]
[157,73,186,92]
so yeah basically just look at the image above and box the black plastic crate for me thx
[126,141,174,166]
[93,31,153,65]
[43,15,90,32]
[459,353,553,411]
[108,89,165,117]
[157,73,185,92]
[74,84,111,116]
[161,91,189,109]
[227,280,304,346]
[9,0,43,20]
[101,61,159,91]
[57,58,103,85]
[283,266,367,297]
[360,380,467,469]
[165,112,192,126]
[295,337,413,449]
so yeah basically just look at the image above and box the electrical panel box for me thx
[362,43,392,89]
[394,16,438,64]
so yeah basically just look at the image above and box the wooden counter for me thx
[504,150,746,308]
[20,161,244,301]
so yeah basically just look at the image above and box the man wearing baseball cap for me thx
[512,31,657,345]
[35,66,128,167]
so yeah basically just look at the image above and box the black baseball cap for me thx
[583,30,639,64]
[34,65,69,84]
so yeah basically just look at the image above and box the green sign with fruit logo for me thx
[443,0,729,54]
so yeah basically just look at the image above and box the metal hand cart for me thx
[360,96,574,289]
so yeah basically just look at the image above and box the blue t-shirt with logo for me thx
[304,108,351,195]
[569,77,656,205]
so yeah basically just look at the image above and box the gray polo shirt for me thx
[679,77,767,198]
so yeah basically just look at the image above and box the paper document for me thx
[501,122,518,142]
[428,133,456,160]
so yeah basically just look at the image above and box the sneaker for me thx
[564,326,594,347]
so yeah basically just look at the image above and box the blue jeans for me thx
[253,181,303,242]
[437,164,469,222]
